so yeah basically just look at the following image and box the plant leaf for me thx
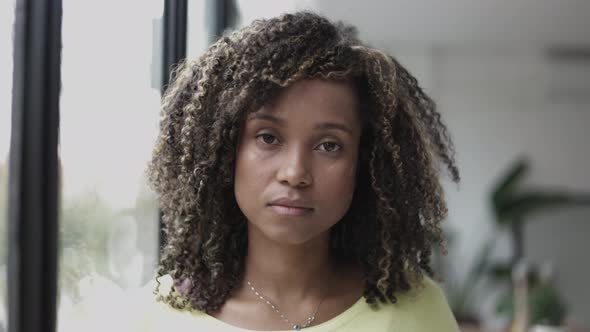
[497,191,590,225]
[491,158,530,218]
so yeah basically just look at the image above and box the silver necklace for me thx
[246,280,326,330]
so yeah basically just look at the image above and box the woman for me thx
[145,11,461,331]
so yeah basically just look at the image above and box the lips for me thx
[267,197,314,216]
[268,197,312,209]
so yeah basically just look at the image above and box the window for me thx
[4,1,215,331]
[0,1,16,329]
[56,1,162,330]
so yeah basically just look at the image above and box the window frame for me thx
[6,0,237,331]
[7,1,62,331]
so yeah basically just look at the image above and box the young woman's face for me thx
[234,79,362,245]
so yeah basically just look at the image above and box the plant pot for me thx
[456,316,480,332]
[529,325,564,332]
[457,323,480,332]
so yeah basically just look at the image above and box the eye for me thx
[256,133,279,145]
[317,141,342,153]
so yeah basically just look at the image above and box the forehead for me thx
[250,79,361,125]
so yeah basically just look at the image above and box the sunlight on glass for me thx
[0,0,16,329]
[56,0,163,330]
[186,0,209,61]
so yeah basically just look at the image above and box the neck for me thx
[243,225,336,303]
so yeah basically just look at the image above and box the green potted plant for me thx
[529,281,567,331]
[495,263,568,330]
[433,157,588,327]
[491,157,590,265]
[489,157,589,328]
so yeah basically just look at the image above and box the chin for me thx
[253,221,324,245]
[246,209,335,246]
[263,228,317,245]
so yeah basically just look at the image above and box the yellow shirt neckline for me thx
[199,295,369,332]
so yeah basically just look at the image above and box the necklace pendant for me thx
[293,325,301,330]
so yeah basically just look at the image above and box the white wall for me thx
[389,46,590,326]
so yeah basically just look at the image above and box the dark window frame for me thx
[8,1,62,331]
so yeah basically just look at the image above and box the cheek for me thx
[235,141,274,179]
[317,161,357,209]
[234,143,270,211]
[235,146,255,192]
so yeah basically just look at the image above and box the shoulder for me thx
[341,275,458,332]
[378,275,459,332]
[129,276,218,331]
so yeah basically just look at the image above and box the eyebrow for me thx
[313,122,354,135]
[249,113,354,135]
[248,113,286,126]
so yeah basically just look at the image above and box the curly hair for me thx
[146,11,460,314]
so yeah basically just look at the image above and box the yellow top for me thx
[64,275,459,332]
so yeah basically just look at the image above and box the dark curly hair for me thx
[146,11,460,314]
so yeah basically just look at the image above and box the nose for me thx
[275,145,313,188]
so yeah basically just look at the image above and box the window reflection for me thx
[56,0,162,330]
[0,0,16,330]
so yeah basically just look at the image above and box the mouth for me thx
[267,197,314,216]
[267,204,314,217]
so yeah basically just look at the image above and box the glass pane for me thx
[186,0,211,61]
[57,1,162,330]
[0,0,16,329]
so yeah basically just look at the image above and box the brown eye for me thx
[317,141,341,153]
[257,133,279,145]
